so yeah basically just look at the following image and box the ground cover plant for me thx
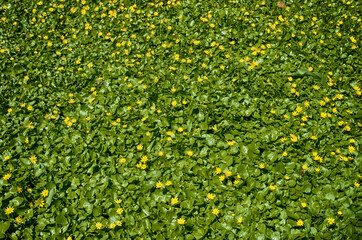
[0,0,361,239]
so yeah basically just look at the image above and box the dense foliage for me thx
[0,0,361,239]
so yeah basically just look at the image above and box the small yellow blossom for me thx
[5,206,14,215]
[290,134,298,142]
[41,189,49,198]
[224,170,232,177]
[177,218,185,224]
[207,193,215,200]
[95,222,103,229]
[3,173,11,180]
[269,185,277,191]
[328,218,335,225]
[29,155,37,164]
[171,197,179,205]
[15,217,22,224]
[297,219,304,226]
[212,208,219,215]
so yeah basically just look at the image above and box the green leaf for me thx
[0,222,10,234]
[56,214,67,225]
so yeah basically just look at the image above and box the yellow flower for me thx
[259,163,265,169]
[282,151,288,156]
[177,218,185,224]
[29,155,37,164]
[219,175,225,181]
[156,182,163,188]
[117,208,123,214]
[297,219,304,226]
[237,217,243,223]
[3,173,11,180]
[136,145,143,151]
[269,185,277,191]
[186,151,193,156]
[116,221,122,226]
[215,168,222,174]
[41,189,49,197]
[115,199,122,204]
[224,170,232,177]
[354,182,360,187]
[5,206,14,215]
[95,222,103,229]
[285,175,290,180]
[166,181,172,186]
[207,193,215,200]
[290,134,298,142]
[212,208,219,215]
[338,211,343,215]
[109,223,116,229]
[348,146,355,153]
[328,217,335,225]
[171,197,179,205]
[301,203,307,208]
[308,67,313,71]
[15,216,22,224]
[302,165,308,170]
[141,156,148,163]
[120,158,126,163]
[36,198,44,208]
